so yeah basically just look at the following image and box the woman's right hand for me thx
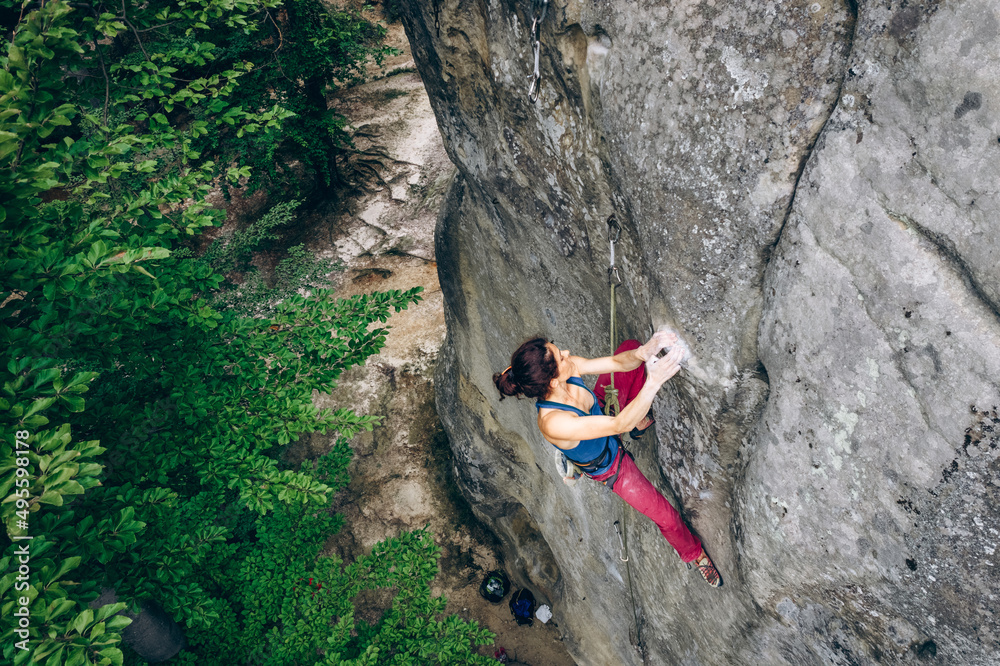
[645,345,685,385]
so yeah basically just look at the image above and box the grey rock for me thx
[403,0,1000,663]
[90,589,186,662]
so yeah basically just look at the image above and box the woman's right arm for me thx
[572,330,678,376]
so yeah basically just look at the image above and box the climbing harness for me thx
[598,446,630,490]
[602,214,642,649]
[526,0,548,102]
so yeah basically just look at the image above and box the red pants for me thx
[594,339,646,410]
[591,340,702,563]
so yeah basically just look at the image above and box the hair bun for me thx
[493,367,520,399]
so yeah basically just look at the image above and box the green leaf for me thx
[144,247,170,260]
[46,598,77,622]
[26,397,57,417]
[105,615,131,632]
[41,644,66,666]
[65,647,87,666]
[37,490,64,506]
[99,648,124,666]
[58,394,85,412]
[70,609,94,635]
[53,556,82,581]
[95,603,127,623]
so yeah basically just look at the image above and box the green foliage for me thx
[381,0,407,24]
[200,0,396,195]
[1,1,493,664]
[200,200,303,274]
[172,503,494,665]
[275,244,340,290]
[198,199,342,315]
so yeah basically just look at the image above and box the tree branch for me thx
[94,43,111,127]
[120,0,149,61]
[263,7,284,53]
[133,20,181,33]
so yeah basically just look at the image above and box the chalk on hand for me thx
[653,325,692,365]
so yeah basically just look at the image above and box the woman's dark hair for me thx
[493,337,559,400]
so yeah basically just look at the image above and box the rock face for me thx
[90,589,186,663]
[397,0,1000,663]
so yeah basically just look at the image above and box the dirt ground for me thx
[286,19,578,666]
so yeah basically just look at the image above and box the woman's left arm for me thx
[573,330,677,376]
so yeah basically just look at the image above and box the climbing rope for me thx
[603,215,642,649]
[618,509,642,647]
[526,0,547,102]
[605,215,623,417]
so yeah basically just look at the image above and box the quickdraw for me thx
[526,0,548,102]
[614,520,629,562]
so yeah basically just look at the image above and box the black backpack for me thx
[508,588,535,626]
[478,570,510,604]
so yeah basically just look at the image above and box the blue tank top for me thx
[535,377,619,476]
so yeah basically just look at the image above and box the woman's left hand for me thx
[645,345,685,385]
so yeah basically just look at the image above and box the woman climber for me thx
[493,332,722,587]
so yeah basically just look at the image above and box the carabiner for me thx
[607,215,622,243]
[608,215,623,285]
[531,0,548,25]
[528,23,541,103]
[614,520,629,562]
[526,0,547,103]
[608,266,623,286]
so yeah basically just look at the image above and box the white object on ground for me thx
[536,604,552,623]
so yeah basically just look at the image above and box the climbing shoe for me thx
[630,414,655,440]
[687,547,722,587]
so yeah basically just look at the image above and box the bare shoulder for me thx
[537,408,580,451]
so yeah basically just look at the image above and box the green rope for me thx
[604,217,640,647]
[605,278,620,416]
[621,509,641,646]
